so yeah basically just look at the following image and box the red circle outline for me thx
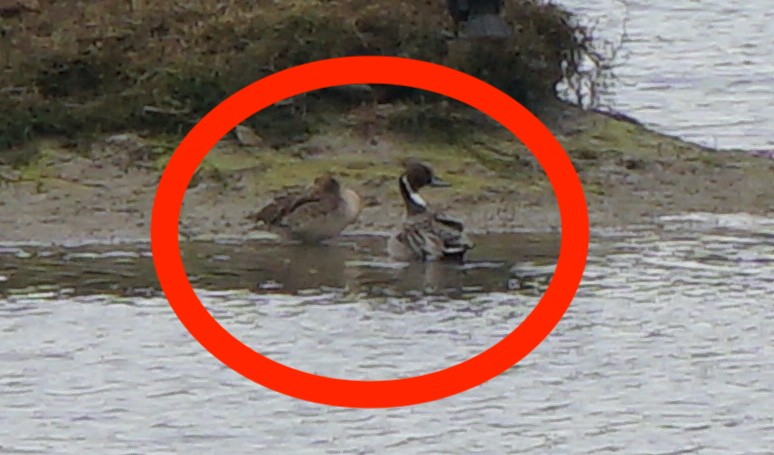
[151,56,589,408]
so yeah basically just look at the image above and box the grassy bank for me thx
[1,0,602,156]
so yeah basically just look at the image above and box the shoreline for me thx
[1,105,772,246]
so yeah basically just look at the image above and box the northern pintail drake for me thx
[387,160,474,262]
[251,173,362,243]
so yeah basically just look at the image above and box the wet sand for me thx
[1,106,772,245]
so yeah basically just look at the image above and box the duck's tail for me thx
[250,195,293,226]
[465,14,511,39]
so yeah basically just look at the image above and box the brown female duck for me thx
[251,173,362,243]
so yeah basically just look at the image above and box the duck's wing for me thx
[252,190,329,227]
[433,213,464,231]
[432,212,474,252]
[398,217,446,261]
[252,194,295,225]
[282,192,341,226]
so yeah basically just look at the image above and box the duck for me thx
[250,173,362,243]
[387,160,474,262]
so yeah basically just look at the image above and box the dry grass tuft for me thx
[0,0,610,153]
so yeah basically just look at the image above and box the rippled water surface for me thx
[560,0,774,150]
[2,215,773,453]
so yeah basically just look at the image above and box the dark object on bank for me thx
[446,0,512,39]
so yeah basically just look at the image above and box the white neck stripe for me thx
[409,192,427,208]
[401,176,427,208]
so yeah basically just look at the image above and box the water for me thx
[3,3,773,451]
[2,216,773,453]
[559,0,774,151]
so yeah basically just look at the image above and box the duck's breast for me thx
[340,189,363,223]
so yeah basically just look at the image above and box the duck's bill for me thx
[429,176,451,187]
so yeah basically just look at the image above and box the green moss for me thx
[585,181,606,196]
[558,114,707,162]
[12,146,58,182]
[19,165,43,182]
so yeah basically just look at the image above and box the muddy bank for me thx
[1,103,772,246]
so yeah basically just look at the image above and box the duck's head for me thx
[401,159,450,191]
[312,172,341,194]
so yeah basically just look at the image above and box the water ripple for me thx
[1,216,773,453]
[561,0,774,150]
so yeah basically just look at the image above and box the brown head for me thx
[398,159,450,215]
[312,172,341,194]
[401,159,450,192]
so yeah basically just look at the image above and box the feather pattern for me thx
[388,160,474,262]
[251,173,361,243]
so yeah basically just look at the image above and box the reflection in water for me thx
[232,233,560,299]
[0,233,560,299]
[1,216,772,453]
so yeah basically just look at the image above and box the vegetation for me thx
[0,0,610,155]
